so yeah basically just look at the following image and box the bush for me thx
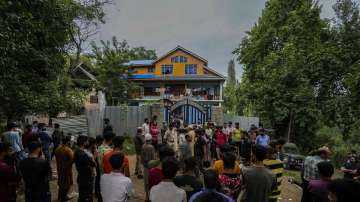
[314,125,360,167]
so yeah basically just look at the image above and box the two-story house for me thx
[126,46,225,124]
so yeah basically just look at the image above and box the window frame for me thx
[185,64,197,74]
[148,67,155,73]
[161,64,173,75]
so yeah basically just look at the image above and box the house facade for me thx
[126,46,226,124]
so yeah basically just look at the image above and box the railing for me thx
[130,94,222,101]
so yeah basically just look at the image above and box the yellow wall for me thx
[154,50,206,76]
[131,66,152,74]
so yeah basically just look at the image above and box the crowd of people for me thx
[0,118,360,202]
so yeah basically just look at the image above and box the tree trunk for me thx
[287,110,294,142]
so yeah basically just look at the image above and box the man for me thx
[179,135,193,164]
[141,133,157,201]
[187,125,196,155]
[52,123,63,160]
[101,153,134,202]
[309,161,334,202]
[74,136,96,202]
[20,141,52,202]
[194,129,207,172]
[263,146,284,202]
[22,124,37,151]
[98,132,114,171]
[55,136,74,202]
[95,135,104,202]
[301,146,331,202]
[226,121,234,142]
[164,125,178,153]
[103,118,113,134]
[2,123,25,161]
[150,157,187,202]
[255,128,270,147]
[31,121,39,134]
[232,123,242,157]
[241,145,276,202]
[37,123,52,161]
[102,135,130,176]
[142,118,150,135]
[133,127,144,178]
[0,142,19,202]
[189,169,234,202]
[341,152,357,179]
[174,157,202,201]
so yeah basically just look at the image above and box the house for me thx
[126,46,226,124]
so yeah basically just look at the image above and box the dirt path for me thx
[18,155,302,202]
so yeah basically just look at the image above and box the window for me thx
[161,64,173,74]
[185,64,197,74]
[171,56,187,63]
[148,67,155,73]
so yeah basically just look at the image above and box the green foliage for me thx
[224,60,239,114]
[233,0,360,151]
[0,0,107,122]
[90,37,157,104]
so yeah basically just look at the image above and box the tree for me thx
[224,59,238,114]
[90,37,157,104]
[234,0,360,151]
[67,0,112,65]
[0,0,75,121]
[234,0,330,147]
[0,0,106,122]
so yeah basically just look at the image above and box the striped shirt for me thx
[263,159,284,202]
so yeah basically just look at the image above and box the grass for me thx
[283,169,344,185]
[123,136,136,155]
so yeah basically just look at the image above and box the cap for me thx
[145,133,152,141]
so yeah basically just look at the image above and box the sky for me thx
[97,0,337,79]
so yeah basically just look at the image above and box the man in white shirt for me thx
[150,157,186,202]
[101,153,134,202]
[142,118,150,135]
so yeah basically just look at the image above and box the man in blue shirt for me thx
[189,169,234,202]
[255,128,270,147]
[2,123,25,161]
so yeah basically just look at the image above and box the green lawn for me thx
[283,169,344,185]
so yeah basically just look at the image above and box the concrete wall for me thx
[223,114,259,131]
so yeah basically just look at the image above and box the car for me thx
[282,142,305,170]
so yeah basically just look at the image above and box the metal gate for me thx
[164,98,210,125]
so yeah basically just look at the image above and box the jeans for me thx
[78,179,94,202]
[301,179,311,202]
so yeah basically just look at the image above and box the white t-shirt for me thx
[150,181,186,202]
[101,172,134,202]
[142,123,150,135]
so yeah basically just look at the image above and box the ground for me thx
[18,155,302,202]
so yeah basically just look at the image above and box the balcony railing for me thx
[130,94,222,101]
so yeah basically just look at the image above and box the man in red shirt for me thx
[0,142,19,202]
[102,136,130,177]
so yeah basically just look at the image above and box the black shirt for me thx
[74,149,96,184]
[174,174,202,201]
[343,160,357,179]
[19,157,51,199]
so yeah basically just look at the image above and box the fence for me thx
[104,106,152,137]
[223,114,259,131]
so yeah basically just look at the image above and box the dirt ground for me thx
[18,155,302,202]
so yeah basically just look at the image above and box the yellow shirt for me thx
[232,128,242,142]
[214,159,241,175]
